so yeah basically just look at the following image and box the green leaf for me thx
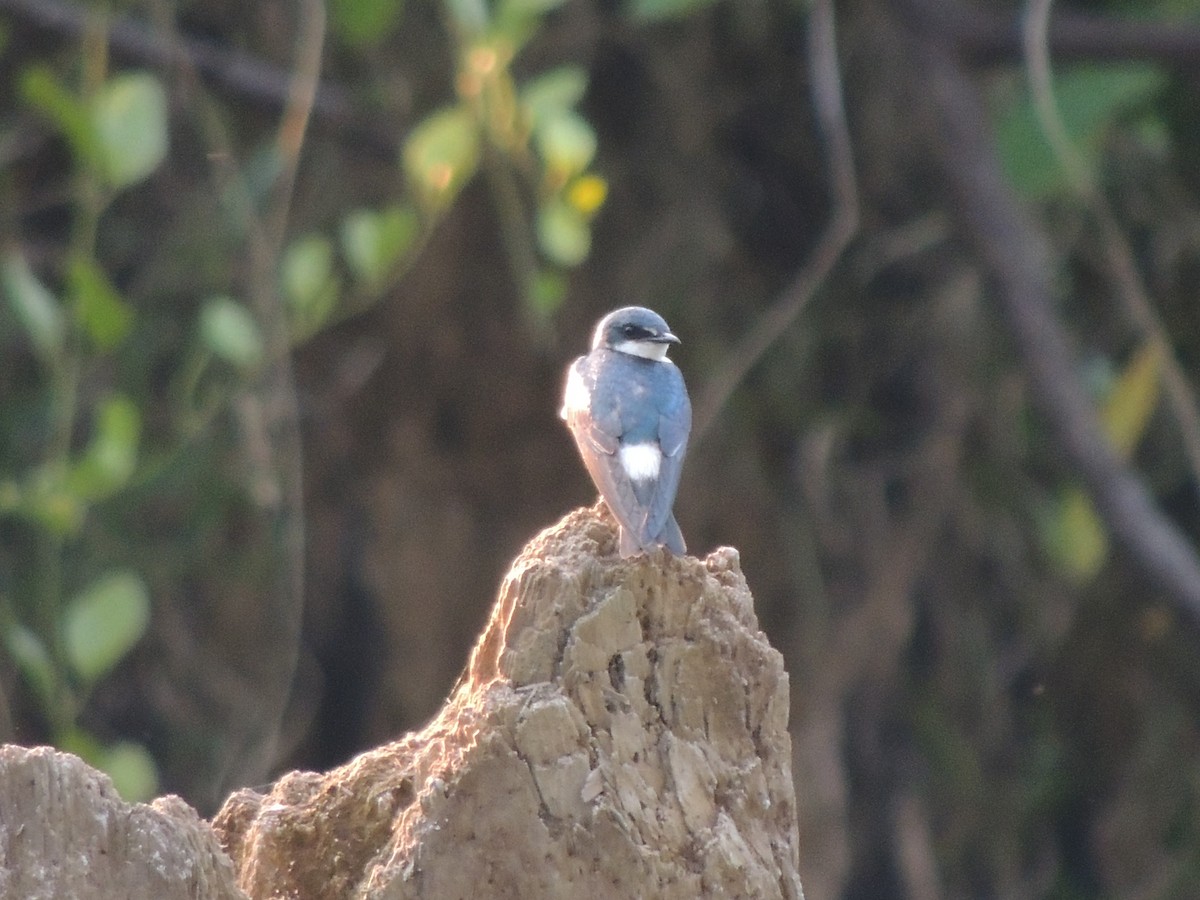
[521,66,588,128]
[537,200,591,266]
[331,0,404,46]
[57,730,157,802]
[1,250,64,362]
[21,66,101,172]
[199,296,264,369]
[91,72,169,190]
[1041,489,1109,582]
[57,726,104,766]
[68,394,140,501]
[403,105,481,210]
[100,741,159,802]
[68,257,134,350]
[1101,343,1160,460]
[64,570,151,683]
[282,234,334,310]
[4,624,55,708]
[995,64,1166,198]
[22,463,87,535]
[627,0,721,22]
[535,110,597,175]
[530,269,568,319]
[340,205,419,288]
[281,235,339,338]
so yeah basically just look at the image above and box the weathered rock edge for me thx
[214,503,803,899]
[0,743,246,900]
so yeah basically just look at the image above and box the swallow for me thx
[561,306,691,557]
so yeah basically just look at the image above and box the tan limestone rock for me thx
[213,504,803,899]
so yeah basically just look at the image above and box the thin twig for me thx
[226,0,325,792]
[692,0,859,442]
[262,0,327,265]
[1023,0,1200,496]
[142,0,317,790]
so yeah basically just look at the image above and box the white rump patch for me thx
[613,339,671,362]
[560,365,588,420]
[619,442,662,481]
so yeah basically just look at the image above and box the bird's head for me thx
[592,306,680,361]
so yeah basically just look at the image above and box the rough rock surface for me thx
[214,503,803,899]
[0,744,246,900]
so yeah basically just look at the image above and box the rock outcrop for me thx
[214,503,803,898]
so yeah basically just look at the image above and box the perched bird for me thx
[560,306,692,557]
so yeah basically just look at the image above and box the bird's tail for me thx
[657,514,686,556]
[619,526,642,558]
[618,515,687,558]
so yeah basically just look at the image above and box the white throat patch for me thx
[619,442,662,482]
[613,340,671,361]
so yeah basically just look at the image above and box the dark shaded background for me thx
[3,0,1200,896]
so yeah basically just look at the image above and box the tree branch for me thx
[910,22,1200,624]
[0,0,394,157]
[1022,0,1200,496]
[692,0,859,442]
[904,0,1200,67]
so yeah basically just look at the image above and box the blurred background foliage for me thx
[1,0,1199,896]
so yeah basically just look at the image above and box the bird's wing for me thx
[563,358,645,545]
[562,357,619,455]
[658,368,692,458]
[586,449,648,550]
[640,444,686,545]
[642,365,692,546]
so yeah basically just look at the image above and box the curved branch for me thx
[904,0,1200,67]
[910,24,1200,623]
[1023,0,1200,497]
[692,0,859,442]
[262,0,327,261]
[135,0,315,791]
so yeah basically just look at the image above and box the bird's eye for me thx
[622,324,637,337]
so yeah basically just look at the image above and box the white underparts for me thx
[613,340,671,361]
[561,365,588,420]
[620,442,662,481]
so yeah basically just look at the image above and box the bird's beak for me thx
[652,331,680,345]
